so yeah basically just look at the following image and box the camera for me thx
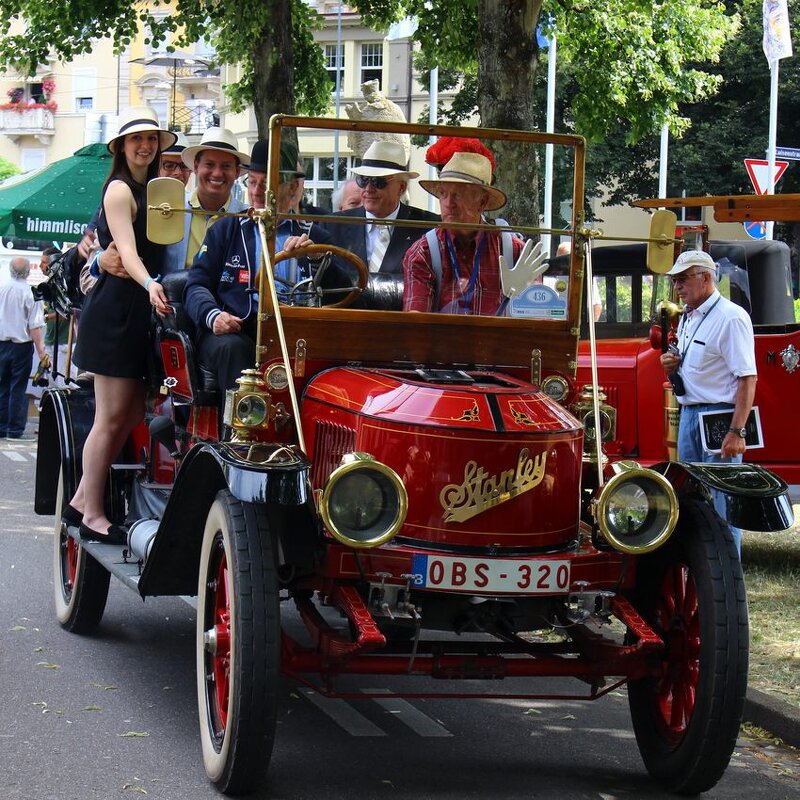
[668,371,686,397]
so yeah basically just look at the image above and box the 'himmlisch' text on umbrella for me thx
[23,217,90,237]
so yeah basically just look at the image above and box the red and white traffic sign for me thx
[744,158,789,194]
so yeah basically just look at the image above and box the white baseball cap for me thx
[667,250,717,276]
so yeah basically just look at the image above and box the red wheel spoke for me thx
[652,560,700,741]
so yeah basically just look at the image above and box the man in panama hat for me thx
[312,140,438,276]
[94,126,250,280]
[403,148,527,315]
[158,132,191,185]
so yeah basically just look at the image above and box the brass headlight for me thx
[236,393,269,426]
[320,453,408,549]
[594,467,678,554]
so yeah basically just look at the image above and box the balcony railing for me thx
[0,106,56,142]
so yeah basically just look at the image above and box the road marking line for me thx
[2,451,27,462]
[300,688,386,737]
[363,688,453,737]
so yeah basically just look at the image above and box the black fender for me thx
[137,441,320,597]
[653,461,794,532]
[35,386,95,515]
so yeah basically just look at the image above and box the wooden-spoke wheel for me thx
[52,469,109,634]
[273,242,368,308]
[628,498,748,794]
[196,490,280,795]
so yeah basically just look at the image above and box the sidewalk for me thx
[744,688,800,746]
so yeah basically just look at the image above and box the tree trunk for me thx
[252,0,295,138]
[476,0,542,229]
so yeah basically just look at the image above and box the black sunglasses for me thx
[355,175,390,189]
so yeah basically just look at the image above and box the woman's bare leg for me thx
[69,375,145,533]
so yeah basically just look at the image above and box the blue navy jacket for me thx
[184,214,332,333]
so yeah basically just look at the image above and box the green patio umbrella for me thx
[0,142,111,242]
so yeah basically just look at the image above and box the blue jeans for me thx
[678,402,742,555]
[0,340,33,438]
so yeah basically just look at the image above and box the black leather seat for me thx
[357,274,404,311]
[156,272,219,401]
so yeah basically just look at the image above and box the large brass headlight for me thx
[594,467,678,554]
[320,453,408,549]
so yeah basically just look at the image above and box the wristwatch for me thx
[728,427,747,439]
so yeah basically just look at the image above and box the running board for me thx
[67,527,142,592]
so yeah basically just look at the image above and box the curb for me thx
[743,687,800,747]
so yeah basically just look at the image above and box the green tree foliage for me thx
[0,0,331,134]
[0,155,20,182]
[587,0,800,204]
[354,0,738,226]
[356,0,737,140]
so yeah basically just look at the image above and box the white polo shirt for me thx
[677,289,756,406]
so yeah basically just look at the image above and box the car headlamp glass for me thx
[236,393,269,427]
[321,454,408,548]
[596,468,678,554]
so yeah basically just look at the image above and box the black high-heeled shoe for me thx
[78,523,128,546]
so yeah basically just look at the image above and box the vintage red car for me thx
[541,231,799,483]
[35,118,793,796]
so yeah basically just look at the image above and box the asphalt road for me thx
[1,433,799,800]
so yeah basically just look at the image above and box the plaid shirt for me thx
[402,227,523,315]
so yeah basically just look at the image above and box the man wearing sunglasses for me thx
[312,140,438,277]
[659,249,757,556]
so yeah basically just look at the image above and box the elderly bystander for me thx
[0,257,46,438]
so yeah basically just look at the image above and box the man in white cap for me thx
[313,140,438,275]
[660,249,757,555]
[403,149,527,315]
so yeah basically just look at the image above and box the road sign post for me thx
[742,158,790,239]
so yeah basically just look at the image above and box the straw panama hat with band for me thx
[351,140,419,180]
[107,106,177,154]
[667,249,717,276]
[419,151,507,211]
[181,127,251,170]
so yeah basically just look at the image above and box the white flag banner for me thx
[763,0,793,64]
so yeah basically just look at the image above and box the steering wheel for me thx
[273,243,368,309]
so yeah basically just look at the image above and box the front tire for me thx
[628,497,748,794]
[196,490,280,795]
[53,469,110,634]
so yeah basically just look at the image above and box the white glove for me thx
[499,239,548,299]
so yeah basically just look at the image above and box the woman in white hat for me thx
[68,107,176,544]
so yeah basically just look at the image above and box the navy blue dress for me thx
[74,181,164,379]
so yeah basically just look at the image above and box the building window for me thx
[360,42,383,88]
[72,69,96,113]
[302,154,355,211]
[324,44,345,92]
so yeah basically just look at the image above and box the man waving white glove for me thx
[499,239,548,299]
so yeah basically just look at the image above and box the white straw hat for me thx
[419,151,507,211]
[107,106,177,154]
[182,127,250,170]
[351,140,418,180]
